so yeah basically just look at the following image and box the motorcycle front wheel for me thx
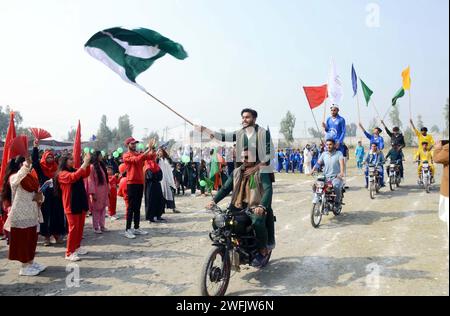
[311,203,323,228]
[200,246,231,297]
[389,176,395,191]
[369,182,375,199]
[424,177,430,193]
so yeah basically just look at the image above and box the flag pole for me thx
[408,89,412,120]
[311,108,324,145]
[138,86,194,126]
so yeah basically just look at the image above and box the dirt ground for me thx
[0,151,448,296]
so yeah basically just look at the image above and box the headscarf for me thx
[145,159,161,174]
[40,150,58,179]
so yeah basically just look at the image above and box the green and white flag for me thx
[85,27,188,87]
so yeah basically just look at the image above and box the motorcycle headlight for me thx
[213,214,226,228]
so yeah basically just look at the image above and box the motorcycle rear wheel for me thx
[200,246,231,297]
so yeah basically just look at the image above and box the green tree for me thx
[416,115,424,130]
[65,127,77,142]
[96,115,112,150]
[404,127,415,147]
[114,114,134,144]
[308,127,322,138]
[430,125,440,134]
[279,111,296,145]
[0,106,24,139]
[142,131,160,144]
[389,105,403,129]
[345,123,357,137]
[368,118,378,132]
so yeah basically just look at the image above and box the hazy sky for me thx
[0,0,448,141]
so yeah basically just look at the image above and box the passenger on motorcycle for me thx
[364,143,386,188]
[206,148,274,268]
[385,144,405,179]
[309,139,345,206]
[415,141,435,183]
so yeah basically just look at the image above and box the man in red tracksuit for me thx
[122,137,156,239]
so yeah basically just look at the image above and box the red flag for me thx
[303,85,328,109]
[0,112,17,187]
[73,120,81,169]
[9,135,29,159]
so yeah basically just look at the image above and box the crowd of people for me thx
[0,106,448,276]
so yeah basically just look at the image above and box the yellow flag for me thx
[402,66,411,90]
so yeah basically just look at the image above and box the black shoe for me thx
[172,209,181,214]
[157,217,167,222]
[149,219,157,223]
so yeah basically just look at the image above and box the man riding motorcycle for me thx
[364,143,385,188]
[309,138,345,206]
[385,144,405,180]
[415,141,435,184]
[206,148,274,268]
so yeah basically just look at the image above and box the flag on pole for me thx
[327,58,344,105]
[392,87,405,106]
[402,66,411,90]
[73,121,81,169]
[85,27,188,88]
[360,79,373,106]
[351,64,358,97]
[303,85,328,109]
[0,112,16,187]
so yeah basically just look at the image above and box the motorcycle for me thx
[387,159,402,191]
[200,205,273,296]
[311,174,344,228]
[367,163,382,199]
[418,160,432,193]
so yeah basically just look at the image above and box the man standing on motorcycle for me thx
[381,120,406,178]
[364,143,386,188]
[206,148,274,268]
[410,119,435,151]
[414,141,435,184]
[309,139,345,206]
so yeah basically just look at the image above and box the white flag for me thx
[327,58,344,105]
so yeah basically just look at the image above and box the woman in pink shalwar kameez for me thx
[87,151,110,234]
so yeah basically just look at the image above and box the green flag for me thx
[360,79,373,106]
[392,87,405,106]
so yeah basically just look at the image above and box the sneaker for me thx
[251,253,265,268]
[43,239,51,247]
[110,216,119,221]
[76,247,88,255]
[124,230,136,239]
[19,266,40,276]
[65,253,81,262]
[132,228,148,235]
[31,262,47,273]
[94,229,103,234]
[267,243,276,251]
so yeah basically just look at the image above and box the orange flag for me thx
[402,66,411,91]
